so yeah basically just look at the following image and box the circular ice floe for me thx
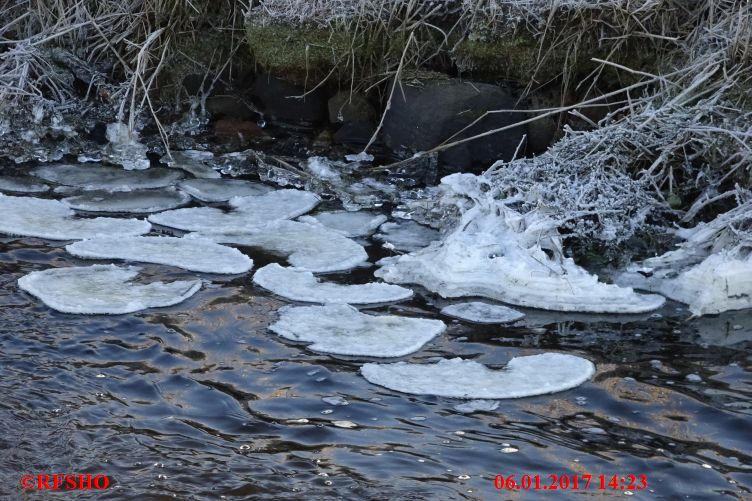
[374,220,440,252]
[196,220,368,273]
[269,304,446,357]
[440,302,525,324]
[229,189,319,216]
[32,164,183,192]
[18,264,202,314]
[178,178,273,202]
[0,194,151,240]
[298,210,387,237]
[62,189,190,213]
[0,176,49,193]
[149,190,319,233]
[361,353,595,399]
[66,236,253,274]
[253,263,412,304]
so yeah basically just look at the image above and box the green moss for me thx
[246,17,431,85]
[452,32,568,84]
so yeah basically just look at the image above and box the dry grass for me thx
[0,0,246,138]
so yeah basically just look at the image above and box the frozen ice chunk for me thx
[32,164,183,191]
[0,194,150,240]
[345,152,374,163]
[62,189,190,213]
[149,190,319,233]
[298,210,387,237]
[441,302,525,324]
[0,176,49,193]
[253,263,412,304]
[162,150,220,179]
[178,178,273,202]
[104,122,150,170]
[269,304,445,357]
[453,400,500,413]
[617,251,752,316]
[18,264,201,314]
[374,220,440,252]
[376,174,665,313]
[66,236,252,274]
[196,220,368,272]
[361,353,595,399]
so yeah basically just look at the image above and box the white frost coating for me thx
[269,304,445,357]
[0,176,49,193]
[441,302,525,324]
[18,264,201,314]
[361,353,595,399]
[149,190,319,232]
[376,174,665,313]
[253,263,412,304]
[196,220,368,272]
[374,220,440,252]
[178,178,273,202]
[298,210,387,237]
[0,194,151,240]
[66,236,253,274]
[32,164,183,191]
[62,189,190,213]
[617,251,752,316]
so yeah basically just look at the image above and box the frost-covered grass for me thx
[0,0,245,137]
[383,1,752,302]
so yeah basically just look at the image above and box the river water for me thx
[0,165,751,500]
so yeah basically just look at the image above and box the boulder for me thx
[251,73,328,125]
[381,79,526,175]
[328,91,377,124]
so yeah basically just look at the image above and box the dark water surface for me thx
[1,218,751,499]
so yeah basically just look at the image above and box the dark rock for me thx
[328,91,377,124]
[526,91,564,154]
[333,121,377,150]
[251,73,328,125]
[205,95,259,121]
[382,79,526,175]
[213,118,269,147]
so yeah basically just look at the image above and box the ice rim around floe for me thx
[361,353,595,399]
[148,189,320,233]
[62,188,191,213]
[18,264,202,314]
[298,210,388,237]
[66,236,253,274]
[178,178,274,202]
[253,263,412,304]
[0,194,151,240]
[269,304,446,357]
[0,176,49,193]
[376,173,666,314]
[440,301,525,324]
[31,164,183,192]
[194,220,368,273]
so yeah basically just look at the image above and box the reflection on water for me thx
[1,233,751,500]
